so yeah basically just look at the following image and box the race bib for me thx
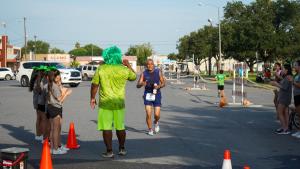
[145,93,156,101]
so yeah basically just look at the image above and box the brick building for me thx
[0,35,21,71]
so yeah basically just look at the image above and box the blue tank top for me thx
[143,68,161,93]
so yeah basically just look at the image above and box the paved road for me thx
[0,79,300,169]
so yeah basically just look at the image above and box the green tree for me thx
[70,57,80,68]
[75,42,80,49]
[50,47,65,54]
[83,44,103,56]
[69,48,88,56]
[125,43,153,65]
[167,53,178,60]
[22,40,50,54]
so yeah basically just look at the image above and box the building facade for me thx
[0,35,21,71]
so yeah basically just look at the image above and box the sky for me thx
[0,0,253,55]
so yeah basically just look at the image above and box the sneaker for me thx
[102,151,114,158]
[35,135,43,141]
[51,148,67,155]
[118,149,127,156]
[276,130,291,135]
[148,129,154,136]
[292,131,300,137]
[275,128,284,133]
[60,144,69,151]
[154,123,160,133]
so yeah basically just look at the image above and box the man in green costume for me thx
[90,46,136,158]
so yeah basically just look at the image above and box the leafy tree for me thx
[75,42,80,49]
[83,44,103,56]
[125,43,153,65]
[50,47,65,54]
[69,48,88,56]
[70,57,80,68]
[22,40,50,54]
[167,53,178,60]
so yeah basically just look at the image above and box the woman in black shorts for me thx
[271,64,293,134]
[47,70,72,154]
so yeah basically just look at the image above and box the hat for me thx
[102,46,122,65]
[45,66,57,72]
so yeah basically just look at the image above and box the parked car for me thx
[16,61,82,87]
[0,67,15,80]
[78,65,99,81]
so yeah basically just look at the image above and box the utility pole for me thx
[23,17,27,61]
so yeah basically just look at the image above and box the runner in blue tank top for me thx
[137,59,166,136]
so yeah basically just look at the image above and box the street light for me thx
[198,2,222,70]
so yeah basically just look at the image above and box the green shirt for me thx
[91,64,137,110]
[215,74,225,86]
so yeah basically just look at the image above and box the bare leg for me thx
[116,130,126,150]
[103,130,113,152]
[49,119,54,148]
[277,104,288,130]
[40,113,48,140]
[145,106,152,129]
[36,110,42,136]
[154,107,161,124]
[52,116,61,150]
[284,107,289,129]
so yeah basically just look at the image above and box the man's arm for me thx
[157,70,165,89]
[90,83,99,110]
[123,59,135,73]
[136,73,146,88]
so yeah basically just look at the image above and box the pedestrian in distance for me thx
[215,70,226,98]
[270,64,293,135]
[137,59,166,136]
[90,46,136,158]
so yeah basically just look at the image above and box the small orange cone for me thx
[244,165,250,169]
[66,122,80,149]
[40,138,53,169]
[222,150,232,169]
[219,96,228,108]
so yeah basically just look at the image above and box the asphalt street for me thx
[0,79,300,169]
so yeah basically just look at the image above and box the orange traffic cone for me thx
[244,165,250,169]
[66,122,80,149]
[40,138,53,169]
[219,96,228,108]
[222,150,232,169]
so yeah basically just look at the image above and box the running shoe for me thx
[292,131,300,137]
[276,130,291,135]
[275,128,284,133]
[154,123,160,133]
[60,144,69,151]
[35,135,43,141]
[102,151,114,158]
[118,148,127,156]
[148,129,154,136]
[51,148,67,155]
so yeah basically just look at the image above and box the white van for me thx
[16,61,82,87]
[77,65,99,81]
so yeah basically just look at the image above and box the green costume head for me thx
[102,46,122,65]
